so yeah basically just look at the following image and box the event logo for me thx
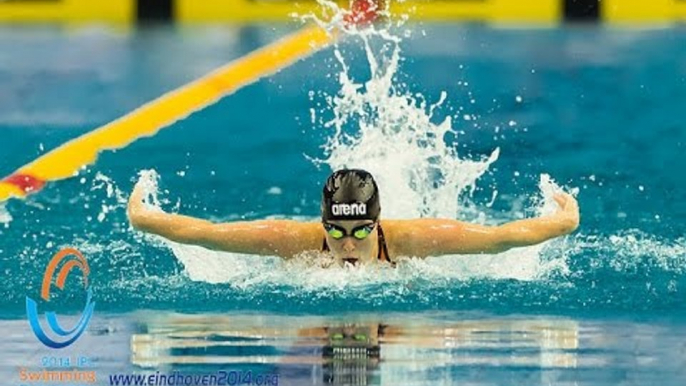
[26,247,95,349]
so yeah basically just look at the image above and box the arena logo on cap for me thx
[331,202,367,216]
[26,247,95,349]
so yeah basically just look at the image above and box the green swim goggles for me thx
[330,331,369,342]
[326,326,371,344]
[323,222,377,240]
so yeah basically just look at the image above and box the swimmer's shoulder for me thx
[294,220,326,247]
[379,219,417,260]
[255,219,324,258]
[291,220,326,255]
[380,219,445,259]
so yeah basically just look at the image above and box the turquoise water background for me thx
[1,23,686,385]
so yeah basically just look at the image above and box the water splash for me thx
[91,172,129,223]
[570,230,686,275]
[151,6,577,284]
[307,17,500,220]
[0,203,12,224]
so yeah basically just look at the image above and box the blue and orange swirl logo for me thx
[26,247,95,349]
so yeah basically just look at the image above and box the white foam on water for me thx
[570,230,686,274]
[0,203,12,224]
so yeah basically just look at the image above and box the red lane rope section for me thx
[3,173,46,194]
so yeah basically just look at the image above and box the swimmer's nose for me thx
[342,238,355,253]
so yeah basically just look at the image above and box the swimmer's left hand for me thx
[127,179,151,227]
[552,192,580,234]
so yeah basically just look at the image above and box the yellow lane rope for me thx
[0,24,336,202]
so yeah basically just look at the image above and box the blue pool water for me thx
[1,22,685,385]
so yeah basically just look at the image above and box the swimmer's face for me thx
[323,219,379,266]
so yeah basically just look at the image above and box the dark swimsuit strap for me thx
[322,223,391,263]
[377,224,391,262]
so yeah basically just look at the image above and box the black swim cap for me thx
[322,169,380,221]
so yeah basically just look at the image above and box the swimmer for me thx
[127,169,579,266]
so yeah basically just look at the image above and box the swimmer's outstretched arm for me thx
[390,192,580,257]
[127,180,322,258]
